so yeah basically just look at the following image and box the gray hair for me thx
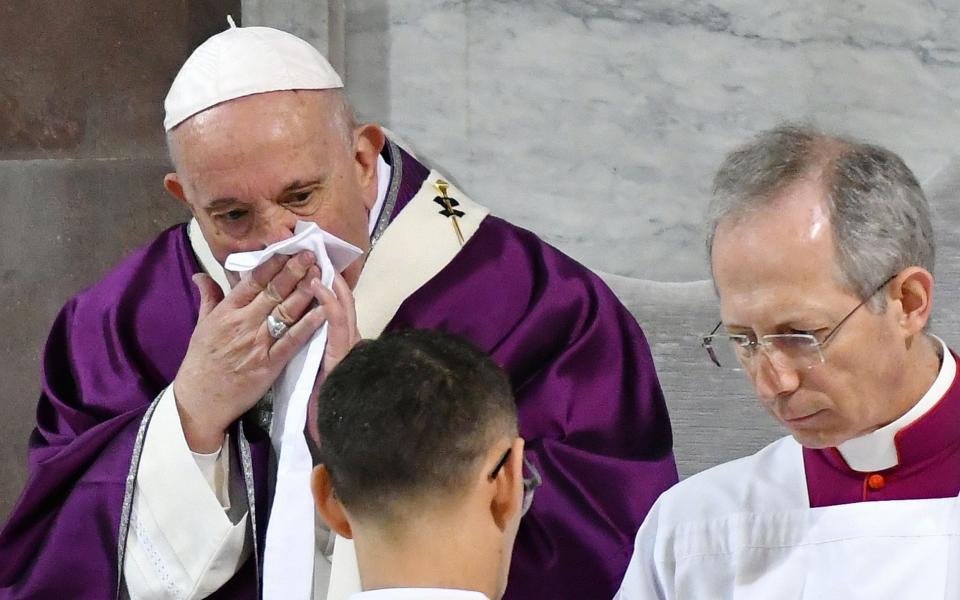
[707,124,934,310]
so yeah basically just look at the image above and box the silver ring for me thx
[266,314,290,339]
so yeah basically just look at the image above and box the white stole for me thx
[223,222,362,600]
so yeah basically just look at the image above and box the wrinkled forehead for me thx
[168,91,351,194]
[168,90,347,169]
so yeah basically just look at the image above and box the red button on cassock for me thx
[867,474,886,490]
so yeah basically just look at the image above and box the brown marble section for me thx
[0,0,240,521]
[0,158,190,521]
[0,0,240,160]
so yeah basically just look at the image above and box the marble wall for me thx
[0,0,960,536]
[2,2,957,524]
[1,0,953,545]
[242,1,960,479]
[0,1,237,523]
[246,0,960,282]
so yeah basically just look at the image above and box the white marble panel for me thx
[240,0,960,478]
[334,0,960,281]
[241,0,329,52]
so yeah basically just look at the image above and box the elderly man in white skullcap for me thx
[0,19,678,600]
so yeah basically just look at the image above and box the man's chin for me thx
[789,428,847,450]
[781,411,847,448]
[791,434,833,449]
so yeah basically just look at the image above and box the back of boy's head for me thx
[313,329,518,523]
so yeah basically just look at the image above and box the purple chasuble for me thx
[0,142,677,599]
[0,223,271,599]
[383,223,677,600]
[804,351,960,507]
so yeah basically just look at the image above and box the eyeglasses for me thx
[702,275,895,371]
[489,447,543,517]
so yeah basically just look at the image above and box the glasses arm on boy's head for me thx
[489,447,512,480]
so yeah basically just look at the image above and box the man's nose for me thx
[751,350,801,400]
[258,207,298,247]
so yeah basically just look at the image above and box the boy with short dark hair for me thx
[310,329,539,600]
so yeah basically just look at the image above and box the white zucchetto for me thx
[163,16,343,131]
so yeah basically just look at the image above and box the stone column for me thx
[0,0,240,522]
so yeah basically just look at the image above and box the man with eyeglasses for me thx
[615,125,960,599]
[310,329,540,600]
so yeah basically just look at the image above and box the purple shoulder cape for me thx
[0,141,677,599]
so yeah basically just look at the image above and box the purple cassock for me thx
[0,140,678,599]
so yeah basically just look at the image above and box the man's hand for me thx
[305,271,362,446]
[174,251,331,453]
[315,271,361,380]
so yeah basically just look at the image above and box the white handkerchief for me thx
[224,221,362,600]
[223,221,363,286]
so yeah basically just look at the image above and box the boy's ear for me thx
[490,438,524,532]
[312,465,353,539]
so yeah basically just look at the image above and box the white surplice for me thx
[122,387,251,599]
[615,436,960,599]
[615,342,960,600]
[615,336,960,600]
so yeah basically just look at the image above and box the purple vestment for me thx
[0,143,678,599]
[804,351,960,507]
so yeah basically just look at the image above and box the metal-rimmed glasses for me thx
[489,447,543,517]
[702,275,895,371]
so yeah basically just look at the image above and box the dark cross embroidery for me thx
[433,195,465,218]
[432,179,465,246]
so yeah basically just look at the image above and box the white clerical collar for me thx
[189,154,393,295]
[349,588,489,600]
[837,335,955,472]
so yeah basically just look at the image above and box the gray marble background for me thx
[245,0,960,282]
[241,0,960,478]
[3,0,959,523]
